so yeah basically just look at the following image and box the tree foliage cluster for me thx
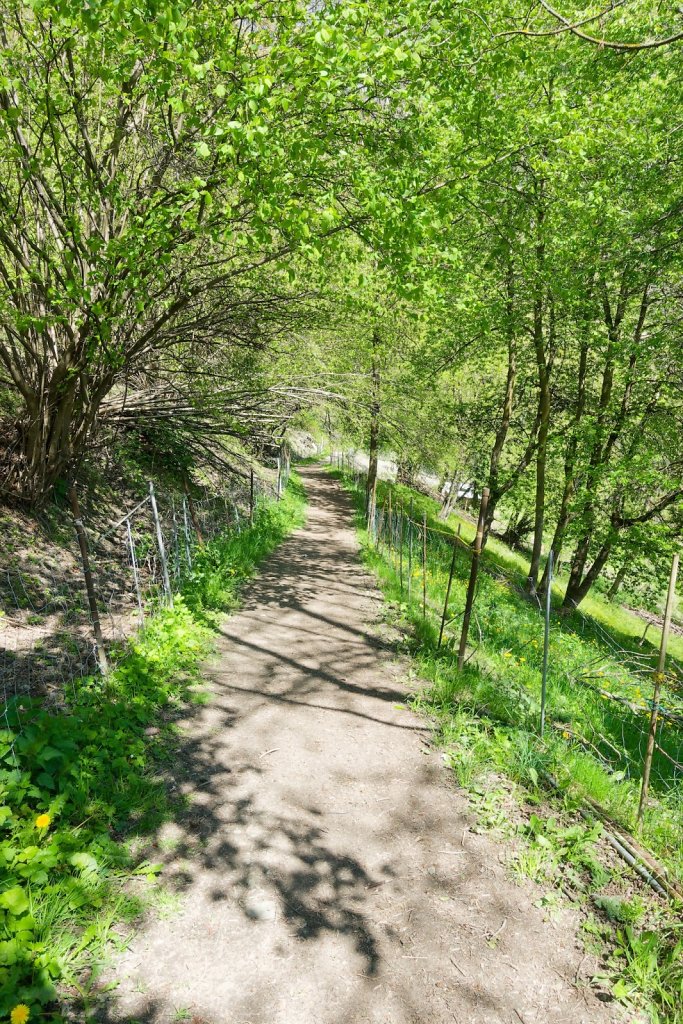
[1,0,682,608]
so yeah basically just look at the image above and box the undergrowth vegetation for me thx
[0,479,305,1019]
[331,467,683,1023]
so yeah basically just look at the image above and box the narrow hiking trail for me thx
[100,468,625,1024]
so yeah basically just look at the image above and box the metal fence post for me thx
[637,551,679,829]
[149,481,173,607]
[250,468,255,526]
[540,550,554,738]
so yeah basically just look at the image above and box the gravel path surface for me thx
[99,467,625,1024]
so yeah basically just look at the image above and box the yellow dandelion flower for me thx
[35,813,51,830]
[562,730,570,739]
[519,657,526,663]
[503,651,512,658]
[11,1006,30,1024]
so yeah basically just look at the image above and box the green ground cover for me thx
[0,479,306,1021]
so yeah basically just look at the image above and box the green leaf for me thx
[69,851,99,875]
[0,885,29,916]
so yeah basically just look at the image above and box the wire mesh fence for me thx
[1,449,290,730]
[331,454,683,809]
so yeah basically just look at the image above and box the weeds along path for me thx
[100,467,623,1024]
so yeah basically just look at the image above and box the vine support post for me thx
[149,481,173,607]
[637,551,679,830]
[68,483,109,675]
[250,468,255,526]
[457,487,490,670]
[540,549,554,738]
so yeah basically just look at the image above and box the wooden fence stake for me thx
[184,480,204,546]
[540,550,554,738]
[438,530,459,649]
[457,487,490,669]
[407,499,413,603]
[126,516,145,629]
[388,490,392,563]
[69,484,109,674]
[182,496,193,569]
[149,481,173,607]
[422,512,427,620]
[250,468,255,526]
[637,551,679,830]
[399,506,404,594]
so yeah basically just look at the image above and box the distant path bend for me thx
[103,467,621,1024]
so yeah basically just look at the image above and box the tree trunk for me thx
[365,330,381,529]
[560,276,627,609]
[483,267,517,541]
[439,465,458,519]
[527,291,552,593]
[562,538,613,610]
[538,338,588,597]
[607,562,628,602]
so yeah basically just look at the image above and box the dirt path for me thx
[100,468,625,1024]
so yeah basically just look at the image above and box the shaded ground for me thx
[98,467,627,1024]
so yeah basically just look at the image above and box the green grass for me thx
[333,467,683,1022]
[0,478,306,1019]
[355,474,683,846]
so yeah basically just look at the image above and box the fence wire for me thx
[1,452,287,725]
[332,453,683,801]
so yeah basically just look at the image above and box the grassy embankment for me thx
[332,466,683,1023]
[0,478,306,1021]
